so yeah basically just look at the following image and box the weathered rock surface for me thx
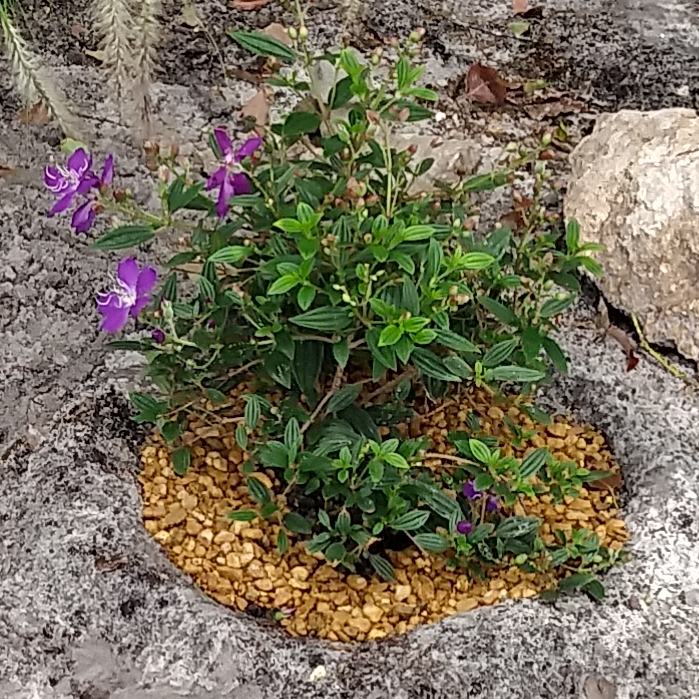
[565,108,699,361]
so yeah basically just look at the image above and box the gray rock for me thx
[564,108,699,361]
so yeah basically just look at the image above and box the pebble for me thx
[362,604,384,623]
[394,585,412,602]
[162,506,187,526]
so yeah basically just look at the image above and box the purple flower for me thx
[206,128,262,218]
[486,496,499,512]
[151,328,165,343]
[456,520,474,535]
[462,480,482,500]
[44,148,100,217]
[71,200,96,234]
[100,155,114,187]
[96,258,157,333]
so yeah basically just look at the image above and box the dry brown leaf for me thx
[227,67,262,84]
[524,97,586,120]
[513,0,528,13]
[95,555,128,572]
[587,471,623,492]
[181,1,202,29]
[241,88,269,126]
[17,101,51,126]
[263,22,292,46]
[466,63,507,105]
[231,0,271,9]
[0,166,17,178]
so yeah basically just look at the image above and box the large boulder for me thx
[565,108,699,361]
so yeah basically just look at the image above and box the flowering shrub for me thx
[46,29,619,595]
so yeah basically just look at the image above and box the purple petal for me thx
[151,328,165,343]
[215,176,235,219]
[48,192,75,217]
[44,166,68,193]
[230,172,251,195]
[136,266,157,294]
[71,201,95,233]
[117,258,139,291]
[462,480,482,500]
[97,294,130,333]
[235,136,262,161]
[486,496,499,512]
[101,155,114,186]
[77,174,100,194]
[205,166,227,191]
[456,520,473,535]
[213,127,233,158]
[130,294,151,318]
[67,148,92,178]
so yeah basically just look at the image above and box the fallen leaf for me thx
[583,675,617,699]
[240,88,269,125]
[524,96,586,120]
[85,48,106,62]
[17,101,51,126]
[626,349,640,372]
[466,63,507,105]
[508,20,530,36]
[587,471,622,492]
[513,0,528,13]
[95,555,128,572]
[227,67,262,84]
[70,24,85,37]
[263,22,292,46]
[231,0,271,9]
[181,0,202,29]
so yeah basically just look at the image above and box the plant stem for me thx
[300,363,345,434]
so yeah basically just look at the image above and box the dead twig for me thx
[362,368,416,405]
[301,364,344,434]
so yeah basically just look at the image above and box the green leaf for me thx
[368,553,395,581]
[208,246,250,264]
[413,533,449,552]
[583,579,606,601]
[384,452,409,469]
[396,55,410,90]
[412,347,461,382]
[390,250,415,274]
[419,484,461,520]
[490,365,545,383]
[541,295,575,318]
[168,180,206,212]
[327,383,362,413]
[229,30,297,63]
[284,111,321,138]
[324,542,346,563]
[269,275,299,294]
[297,285,316,310]
[461,252,495,270]
[332,338,350,368]
[283,512,313,534]
[435,329,479,353]
[330,75,353,109]
[402,224,435,241]
[368,459,385,482]
[520,448,549,479]
[379,325,403,347]
[261,502,279,519]
[284,418,301,454]
[474,472,495,490]
[565,219,581,252]
[496,516,540,539]
[482,338,519,367]
[247,476,271,505]
[478,296,518,326]
[559,572,596,591]
[273,218,304,233]
[292,340,323,407]
[306,532,331,553]
[243,396,261,429]
[160,421,182,444]
[542,337,568,373]
[258,441,289,469]
[469,439,492,464]
[391,510,430,531]
[407,86,439,101]
[172,447,191,475]
[227,510,258,522]
[276,529,289,554]
[92,225,155,251]
[235,424,248,450]
[443,355,473,379]
[462,171,509,192]
[205,388,228,404]
[520,327,542,362]
[290,307,352,332]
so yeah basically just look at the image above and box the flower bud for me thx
[299,25,308,41]
[356,197,366,208]
[288,26,298,40]
[407,143,418,155]
[342,292,352,303]
[366,194,379,206]
[541,132,552,147]
[398,107,410,122]
[363,233,373,243]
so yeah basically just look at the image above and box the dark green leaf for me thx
[283,512,313,534]
[235,425,248,450]
[208,245,249,264]
[339,405,378,440]
[496,516,540,539]
[520,448,549,479]
[258,441,289,469]
[306,532,331,553]
[368,553,395,581]
[482,338,518,367]
[168,180,206,212]
[229,30,297,63]
[541,295,575,318]
[292,340,323,407]
[479,296,518,326]
[542,337,568,373]
[412,347,461,382]
[160,421,182,444]
[332,338,350,368]
[443,355,473,379]
[559,572,596,591]
[490,365,545,383]
[330,75,353,109]
[391,510,430,531]
[413,533,449,552]
[227,510,258,522]
[290,307,352,331]
[324,542,346,563]
[520,327,542,362]
[276,529,289,554]
[474,472,495,490]
[172,447,191,475]
[205,388,228,404]
[565,219,580,252]
[327,383,362,413]
[261,502,279,518]
[284,111,321,138]
[247,476,271,504]
[92,225,155,251]
[435,329,479,353]
[462,171,509,192]
[105,340,147,351]
[583,579,605,601]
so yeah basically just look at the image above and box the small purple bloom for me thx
[206,128,262,218]
[151,328,165,343]
[456,520,474,535]
[71,200,96,234]
[96,258,158,333]
[45,148,100,217]
[486,496,499,512]
[462,480,483,500]
[101,155,114,187]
